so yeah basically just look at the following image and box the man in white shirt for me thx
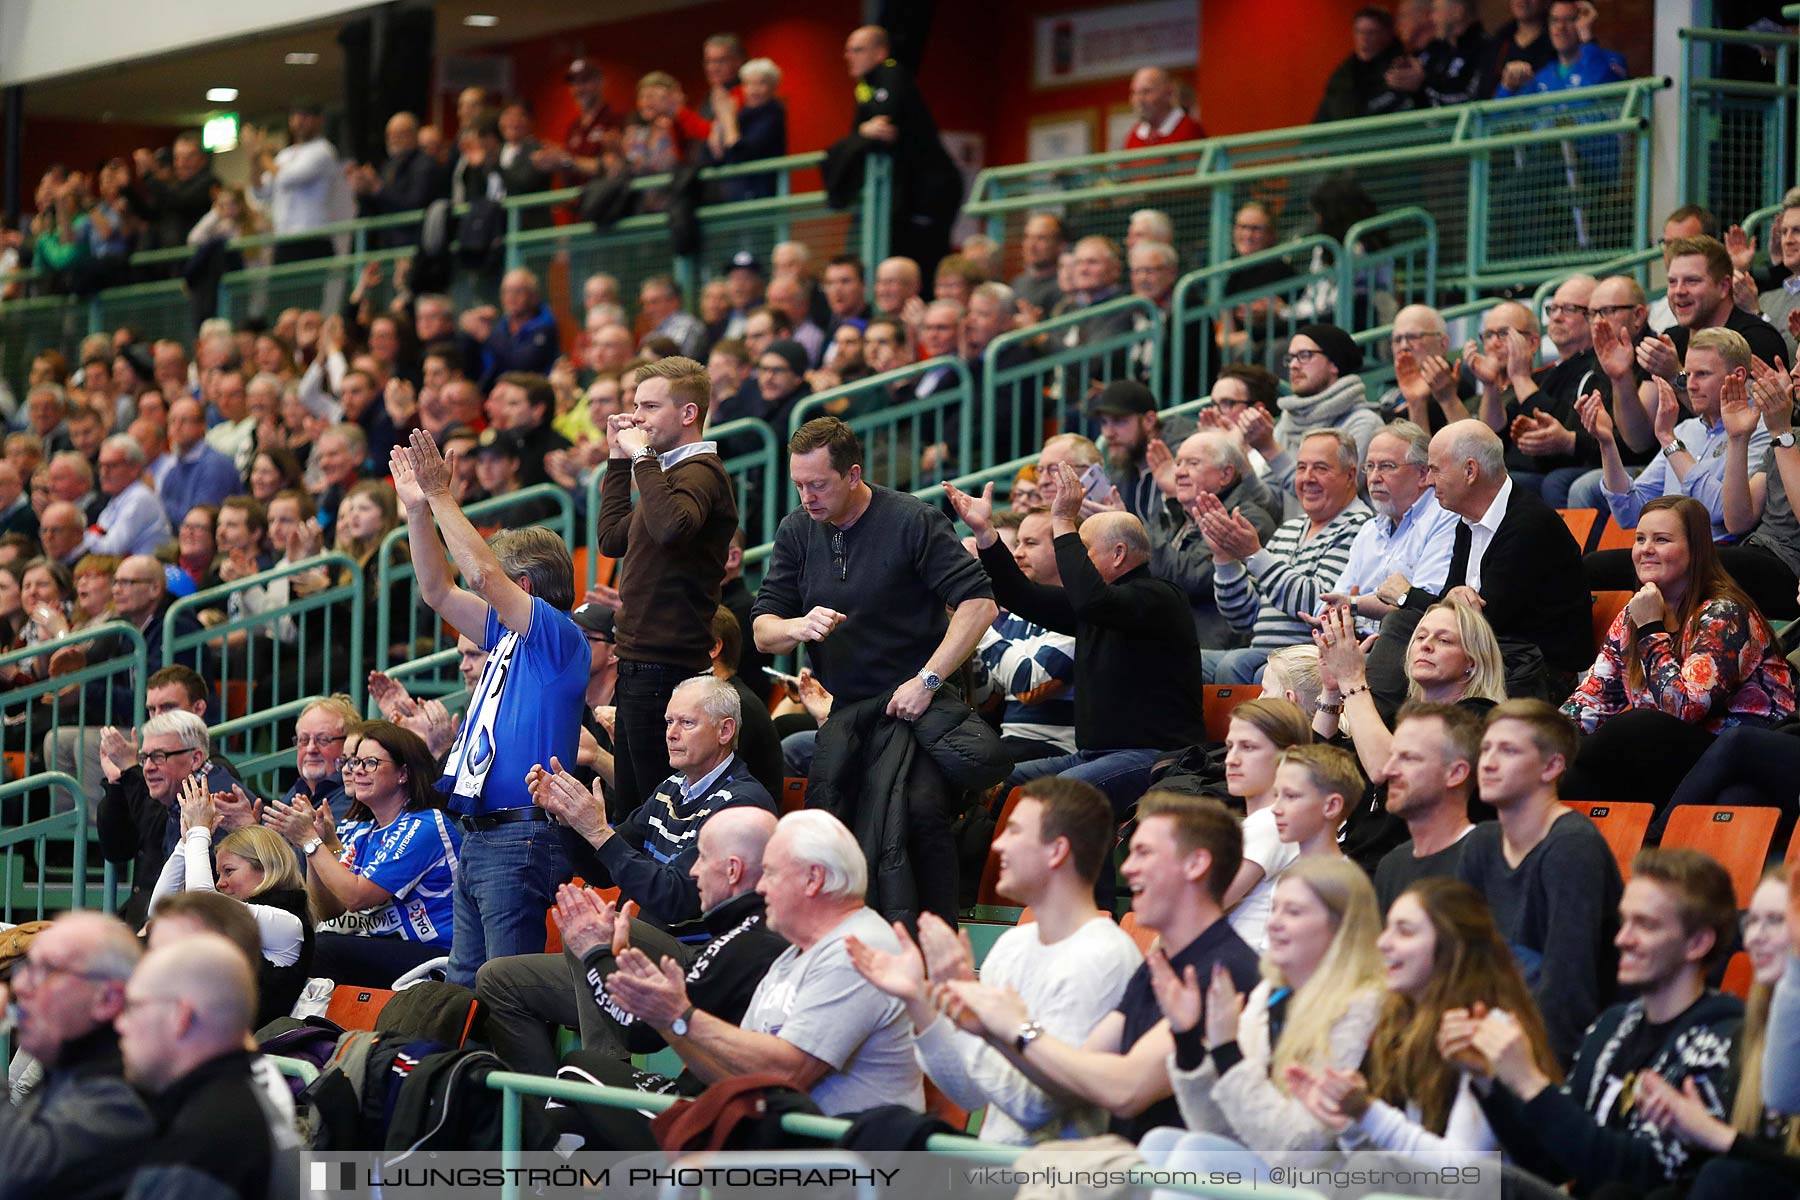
[846,778,1143,1143]
[246,102,344,263]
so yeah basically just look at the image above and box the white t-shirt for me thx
[914,913,1144,1144]
[1227,806,1299,952]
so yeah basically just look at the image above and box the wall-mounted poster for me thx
[1034,0,1199,90]
[1027,113,1095,162]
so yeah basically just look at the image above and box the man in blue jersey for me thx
[392,428,587,986]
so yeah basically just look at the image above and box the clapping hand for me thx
[1651,376,1683,448]
[916,912,976,984]
[1749,355,1797,437]
[1145,438,1177,498]
[1592,316,1634,379]
[604,947,692,1029]
[1145,946,1203,1033]
[177,774,219,837]
[527,756,610,845]
[99,725,139,782]
[554,884,636,961]
[1461,338,1505,389]
[846,921,928,1004]
[1202,961,1245,1049]
[1719,372,1760,441]
[1636,332,1682,382]
[1575,388,1614,445]
[263,791,324,847]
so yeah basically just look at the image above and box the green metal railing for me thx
[375,484,574,670]
[967,78,1666,295]
[981,295,1165,464]
[0,152,890,399]
[0,771,94,921]
[1680,27,1796,231]
[164,552,364,793]
[483,1072,1317,1200]
[786,356,976,494]
[0,620,147,805]
[1168,236,1343,397]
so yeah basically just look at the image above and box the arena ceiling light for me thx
[285,52,320,66]
[463,14,498,27]
[206,87,239,102]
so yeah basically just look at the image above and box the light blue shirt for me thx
[1326,488,1460,630]
[87,477,173,557]
[675,753,738,808]
[1604,413,1768,542]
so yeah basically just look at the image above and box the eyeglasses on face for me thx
[143,748,200,766]
[294,733,346,749]
[1283,350,1324,368]
[344,755,396,774]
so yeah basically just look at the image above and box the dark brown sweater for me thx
[596,448,738,670]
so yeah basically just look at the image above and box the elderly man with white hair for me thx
[1149,428,1283,645]
[87,433,171,557]
[604,808,924,1120]
[1364,419,1593,707]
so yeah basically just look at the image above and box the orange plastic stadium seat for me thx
[1660,806,1780,906]
[1590,591,1632,650]
[1558,508,1598,551]
[326,984,396,1031]
[1569,802,1654,881]
[1203,685,1263,745]
[976,788,1027,906]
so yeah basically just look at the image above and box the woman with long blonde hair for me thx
[1287,877,1561,1161]
[1143,856,1385,1163]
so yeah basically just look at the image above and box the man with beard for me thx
[1318,420,1458,634]
[1371,702,1480,913]
[1243,324,1382,499]
[1092,380,1196,526]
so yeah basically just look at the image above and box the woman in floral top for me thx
[1560,496,1795,810]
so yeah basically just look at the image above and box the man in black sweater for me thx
[1457,700,1621,1064]
[947,463,1204,818]
[116,936,298,1199]
[1370,419,1592,707]
[595,357,738,814]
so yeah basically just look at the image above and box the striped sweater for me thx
[977,613,1078,752]
[1214,500,1372,651]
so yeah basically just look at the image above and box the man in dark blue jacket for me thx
[460,268,560,389]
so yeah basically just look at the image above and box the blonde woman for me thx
[1312,596,1506,780]
[152,777,316,1019]
[1143,856,1385,1164]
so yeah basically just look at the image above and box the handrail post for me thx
[1465,106,1490,289]
[504,203,522,273]
[1678,33,1696,206]
[860,154,892,270]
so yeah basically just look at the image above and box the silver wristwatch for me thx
[631,444,657,464]
[1775,431,1798,450]
[1014,1020,1045,1054]
[918,668,943,691]
[301,836,324,858]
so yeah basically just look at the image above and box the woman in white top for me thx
[1220,697,1311,951]
[1287,876,1560,1165]
[1143,857,1386,1164]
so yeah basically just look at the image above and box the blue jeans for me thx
[1538,465,1593,510]
[1007,747,1164,818]
[1200,647,1268,685]
[446,818,572,987]
[1566,466,1612,514]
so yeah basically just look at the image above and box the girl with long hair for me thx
[1143,857,1386,1161]
[1561,495,1795,809]
[1286,877,1561,1162]
[1219,697,1312,952]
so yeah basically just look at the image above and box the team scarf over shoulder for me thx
[440,627,520,799]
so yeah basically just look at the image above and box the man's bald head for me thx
[705,806,777,872]
[1079,511,1151,582]
[117,935,257,1093]
[852,25,890,52]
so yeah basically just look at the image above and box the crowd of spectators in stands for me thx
[12,10,1800,1200]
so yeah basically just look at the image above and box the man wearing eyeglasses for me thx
[1378,304,1476,431]
[0,912,153,1195]
[98,711,250,928]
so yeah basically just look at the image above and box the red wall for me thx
[16,116,184,214]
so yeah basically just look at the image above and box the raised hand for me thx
[366,670,417,722]
[1203,961,1245,1048]
[1513,410,1576,457]
[1575,389,1614,444]
[1145,438,1177,498]
[1394,350,1430,405]
[553,884,618,960]
[527,757,609,844]
[178,774,218,837]
[1725,223,1759,273]
[1236,404,1277,456]
[1312,603,1369,689]
[403,429,453,500]
[795,669,834,724]
[390,444,426,512]
[263,792,323,847]
[1651,376,1682,448]
[1592,316,1634,379]
[1750,355,1797,436]
[99,725,139,782]
[916,912,976,984]
[1419,354,1458,401]
[1461,339,1504,389]
[941,480,996,540]
[1636,332,1681,383]
[1145,946,1203,1033]
[1719,372,1760,441]
[845,923,927,1003]
[1503,326,1536,382]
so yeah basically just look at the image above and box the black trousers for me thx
[1650,723,1800,840]
[612,659,687,818]
[273,236,335,265]
[1561,707,1719,814]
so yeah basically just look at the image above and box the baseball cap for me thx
[725,250,762,275]
[567,58,601,81]
[571,602,616,641]
[1089,379,1157,417]
[474,428,523,458]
